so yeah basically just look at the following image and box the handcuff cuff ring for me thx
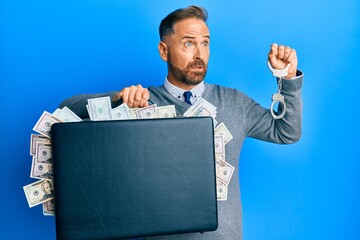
[270,91,287,119]
[267,60,291,119]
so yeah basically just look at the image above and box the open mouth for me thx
[188,60,206,72]
[191,65,204,70]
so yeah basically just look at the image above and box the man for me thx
[59,5,303,239]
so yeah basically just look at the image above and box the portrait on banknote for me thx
[41,180,54,201]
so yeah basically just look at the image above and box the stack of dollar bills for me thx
[23,96,234,216]
[24,107,81,216]
[182,97,235,200]
[86,96,176,120]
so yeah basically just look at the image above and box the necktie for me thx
[183,91,192,105]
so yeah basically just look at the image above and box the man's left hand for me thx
[268,43,298,79]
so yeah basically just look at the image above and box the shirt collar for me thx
[163,77,205,104]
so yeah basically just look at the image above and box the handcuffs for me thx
[267,60,291,119]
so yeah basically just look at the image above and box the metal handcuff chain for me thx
[267,60,291,119]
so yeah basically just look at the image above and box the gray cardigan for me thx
[59,76,302,240]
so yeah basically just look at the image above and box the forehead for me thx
[172,18,209,38]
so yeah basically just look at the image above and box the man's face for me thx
[162,18,210,88]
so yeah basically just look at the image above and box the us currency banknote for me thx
[52,108,61,115]
[215,153,226,162]
[87,96,112,121]
[30,134,50,156]
[183,97,217,119]
[216,179,228,201]
[128,108,139,119]
[31,160,53,180]
[33,111,61,138]
[53,106,82,122]
[156,105,176,118]
[216,158,234,186]
[43,199,55,216]
[86,104,91,119]
[215,122,233,145]
[135,104,157,119]
[215,135,225,155]
[111,103,131,120]
[35,142,52,164]
[23,179,54,208]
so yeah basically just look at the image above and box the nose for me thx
[194,45,204,60]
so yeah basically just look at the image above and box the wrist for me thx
[284,74,295,80]
[284,70,300,80]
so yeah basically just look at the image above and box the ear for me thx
[158,41,168,62]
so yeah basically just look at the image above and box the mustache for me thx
[186,59,206,69]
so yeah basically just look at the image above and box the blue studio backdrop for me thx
[1,0,359,239]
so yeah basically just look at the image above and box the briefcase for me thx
[51,117,218,240]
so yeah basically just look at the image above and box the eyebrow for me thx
[181,35,210,40]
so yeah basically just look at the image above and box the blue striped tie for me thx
[183,91,192,105]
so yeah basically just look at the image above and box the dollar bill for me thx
[43,199,55,216]
[216,158,235,186]
[31,159,53,180]
[23,179,55,208]
[53,106,82,122]
[183,97,217,119]
[215,153,226,162]
[191,105,213,117]
[52,108,61,115]
[214,135,225,154]
[217,179,228,201]
[36,142,52,164]
[86,104,92,120]
[30,134,50,156]
[128,108,139,119]
[111,103,131,120]
[194,97,217,112]
[214,122,233,145]
[156,105,176,118]
[87,96,112,121]
[136,104,157,119]
[33,111,61,138]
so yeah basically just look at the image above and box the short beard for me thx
[167,52,208,86]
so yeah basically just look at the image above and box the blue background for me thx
[1,0,359,239]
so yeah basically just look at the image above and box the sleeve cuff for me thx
[288,70,303,80]
[280,69,303,92]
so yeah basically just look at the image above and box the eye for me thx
[202,41,209,47]
[185,41,193,47]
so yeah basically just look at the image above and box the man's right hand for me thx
[112,84,150,108]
